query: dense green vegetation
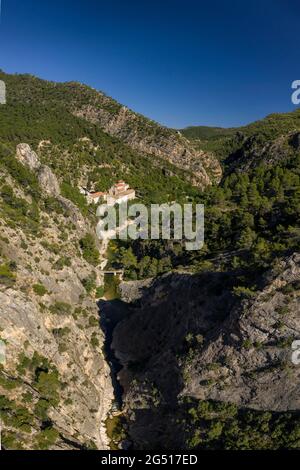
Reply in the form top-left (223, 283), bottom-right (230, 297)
top-left (111, 153), bottom-right (300, 290)
top-left (32, 283), bottom-right (48, 296)
top-left (0, 352), bottom-right (61, 450)
top-left (181, 110), bottom-right (300, 159)
top-left (184, 399), bottom-right (300, 449)
top-left (0, 262), bottom-right (16, 287)
top-left (103, 273), bottom-right (121, 300)
top-left (181, 126), bottom-right (235, 141)
top-left (79, 234), bottom-right (99, 266)
top-left (0, 146), bottom-right (40, 234)
top-left (0, 71), bottom-right (200, 206)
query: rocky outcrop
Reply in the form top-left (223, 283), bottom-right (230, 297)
top-left (38, 165), bottom-right (60, 196)
top-left (0, 146), bottom-right (113, 449)
top-left (16, 143), bottom-right (41, 171)
top-left (16, 143), bottom-right (61, 197)
top-left (112, 271), bottom-right (236, 406)
top-left (110, 255), bottom-right (300, 446)
top-left (0, 288), bottom-right (112, 449)
top-left (183, 253), bottom-right (300, 411)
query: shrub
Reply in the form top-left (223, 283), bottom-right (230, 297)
top-left (34, 427), bottom-right (59, 450)
top-left (81, 274), bottom-right (96, 293)
top-left (49, 301), bottom-right (71, 316)
top-left (95, 285), bottom-right (104, 297)
top-left (88, 315), bottom-right (99, 328)
top-left (61, 182), bottom-right (88, 215)
top-left (79, 234), bottom-right (99, 266)
top-left (233, 286), bottom-right (256, 299)
top-left (91, 333), bottom-right (99, 348)
top-left (33, 283), bottom-right (47, 296)
top-left (0, 263), bottom-right (16, 286)
top-left (53, 256), bottom-right (71, 270)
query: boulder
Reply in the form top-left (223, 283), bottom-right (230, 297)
top-left (16, 143), bottom-right (41, 171)
top-left (38, 164), bottom-right (60, 196)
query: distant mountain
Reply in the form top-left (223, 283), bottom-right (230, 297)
top-left (180, 125), bottom-right (236, 140)
top-left (181, 110), bottom-right (300, 163)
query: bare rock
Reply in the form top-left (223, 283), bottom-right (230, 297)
top-left (73, 104), bottom-right (222, 189)
top-left (16, 143), bottom-right (41, 171)
top-left (112, 254), bottom-right (300, 415)
top-left (38, 164), bottom-right (60, 196)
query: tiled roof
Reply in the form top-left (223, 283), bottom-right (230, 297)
top-left (90, 191), bottom-right (106, 198)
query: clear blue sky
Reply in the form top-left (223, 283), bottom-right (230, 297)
top-left (0, 0), bottom-right (299, 128)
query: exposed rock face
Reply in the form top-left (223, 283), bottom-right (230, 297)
top-left (38, 165), bottom-right (60, 196)
top-left (0, 288), bottom-right (112, 449)
top-left (57, 196), bottom-right (86, 230)
top-left (225, 131), bottom-right (300, 174)
top-left (16, 143), bottom-right (61, 196)
top-left (0, 144), bottom-right (113, 449)
top-left (16, 143), bottom-right (41, 171)
top-left (113, 272), bottom-right (236, 406)
top-left (111, 255), bottom-right (300, 446)
top-left (183, 254), bottom-right (300, 412)
top-left (73, 104), bottom-right (222, 188)
top-left (119, 278), bottom-right (153, 304)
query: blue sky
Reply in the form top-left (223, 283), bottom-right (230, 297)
top-left (0, 0), bottom-right (299, 128)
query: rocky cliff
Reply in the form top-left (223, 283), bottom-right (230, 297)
top-left (73, 102), bottom-right (222, 188)
top-left (0, 144), bottom-right (113, 449)
top-left (110, 254), bottom-right (300, 448)
top-left (225, 130), bottom-right (300, 174)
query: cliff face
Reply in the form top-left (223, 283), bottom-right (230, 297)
top-left (0, 71), bottom-right (222, 189)
top-left (182, 253), bottom-right (300, 411)
top-left (73, 103), bottom-right (222, 188)
top-left (111, 254), bottom-right (300, 447)
top-left (225, 131), bottom-right (300, 174)
top-left (0, 144), bottom-right (113, 449)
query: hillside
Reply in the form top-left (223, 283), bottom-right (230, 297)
top-left (181, 109), bottom-right (300, 161)
top-left (0, 143), bottom-right (113, 449)
top-left (0, 71), bottom-right (221, 189)
top-left (180, 125), bottom-right (236, 141)
top-left (105, 111), bottom-right (300, 449)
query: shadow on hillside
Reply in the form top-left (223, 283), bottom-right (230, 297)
top-left (97, 298), bottom-right (131, 409)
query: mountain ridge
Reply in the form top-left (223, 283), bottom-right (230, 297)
top-left (0, 70), bottom-right (299, 450)
top-left (0, 71), bottom-right (222, 188)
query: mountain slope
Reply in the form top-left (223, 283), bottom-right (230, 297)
top-left (0, 143), bottom-right (113, 449)
top-left (110, 253), bottom-right (300, 449)
top-left (0, 70), bottom-right (300, 451)
top-left (105, 111), bottom-right (300, 450)
top-left (0, 71), bottom-right (221, 188)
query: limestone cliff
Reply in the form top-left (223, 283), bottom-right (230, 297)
top-left (73, 103), bottom-right (222, 188)
top-left (110, 255), bottom-right (300, 447)
top-left (0, 144), bottom-right (113, 450)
